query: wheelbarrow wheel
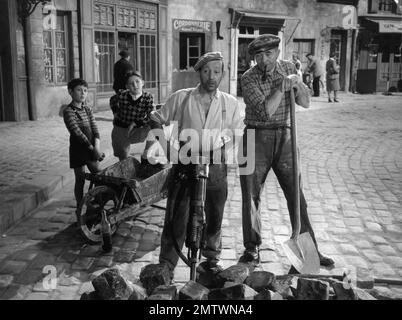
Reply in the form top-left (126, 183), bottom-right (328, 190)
top-left (76, 185), bottom-right (119, 244)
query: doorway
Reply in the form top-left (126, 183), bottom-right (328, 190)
top-left (330, 30), bottom-right (347, 90)
top-left (118, 32), bottom-right (137, 71)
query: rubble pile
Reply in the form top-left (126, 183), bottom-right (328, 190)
top-left (81, 263), bottom-right (383, 300)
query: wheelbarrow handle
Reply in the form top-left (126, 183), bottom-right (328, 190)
top-left (290, 87), bottom-right (301, 239)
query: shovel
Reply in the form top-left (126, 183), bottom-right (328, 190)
top-left (283, 86), bottom-right (320, 274)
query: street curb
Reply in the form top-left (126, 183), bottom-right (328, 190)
top-left (0, 146), bottom-right (115, 235)
top-left (0, 171), bottom-right (73, 235)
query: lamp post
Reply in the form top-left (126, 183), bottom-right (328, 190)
top-left (16, 0), bottom-right (50, 120)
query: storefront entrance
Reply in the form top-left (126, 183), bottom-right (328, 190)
top-left (118, 32), bottom-right (137, 71)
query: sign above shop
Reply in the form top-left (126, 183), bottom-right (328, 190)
top-left (379, 20), bottom-right (402, 33)
top-left (173, 19), bottom-right (212, 32)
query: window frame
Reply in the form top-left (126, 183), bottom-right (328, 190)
top-left (43, 12), bottom-right (70, 85)
top-left (179, 32), bottom-right (205, 70)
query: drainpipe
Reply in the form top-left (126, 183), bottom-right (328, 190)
top-left (17, 0), bottom-right (50, 121)
top-left (22, 17), bottom-right (37, 120)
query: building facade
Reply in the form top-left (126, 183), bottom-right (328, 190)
top-left (356, 0), bottom-right (402, 93)
top-left (5, 1), bottom-right (399, 122)
top-left (166, 0), bottom-right (359, 97)
top-left (0, 0), bottom-right (168, 121)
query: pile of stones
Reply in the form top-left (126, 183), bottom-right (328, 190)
top-left (81, 262), bottom-right (387, 300)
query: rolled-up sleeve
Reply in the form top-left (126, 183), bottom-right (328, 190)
top-left (240, 74), bottom-right (269, 120)
top-left (150, 91), bottom-right (180, 125)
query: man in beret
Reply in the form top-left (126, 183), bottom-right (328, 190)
top-left (239, 34), bottom-right (334, 267)
top-left (148, 51), bottom-right (244, 280)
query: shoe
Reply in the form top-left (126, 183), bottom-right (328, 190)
top-left (319, 252), bottom-right (335, 267)
top-left (328, 98), bottom-right (333, 103)
top-left (334, 99), bottom-right (339, 103)
top-left (197, 260), bottom-right (223, 274)
top-left (238, 248), bottom-right (260, 264)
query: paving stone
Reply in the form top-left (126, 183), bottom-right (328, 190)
top-left (71, 257), bottom-right (95, 271)
top-left (376, 245), bottom-right (397, 256)
top-left (14, 269), bottom-right (44, 285)
top-left (24, 292), bottom-right (50, 300)
top-left (114, 250), bottom-right (136, 263)
top-left (96, 255), bottom-right (114, 268)
top-left (365, 222), bottom-right (383, 232)
top-left (354, 240), bottom-right (372, 249)
top-left (362, 251), bottom-right (384, 263)
top-left (0, 260), bottom-right (28, 274)
top-left (384, 256), bottom-right (402, 268)
top-left (0, 274), bottom-right (14, 288)
top-left (339, 244), bottom-right (360, 255)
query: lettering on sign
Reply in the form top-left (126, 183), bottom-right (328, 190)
top-left (173, 19), bottom-right (212, 33)
top-left (379, 21), bottom-right (402, 33)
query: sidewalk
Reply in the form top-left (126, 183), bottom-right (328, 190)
top-left (0, 92), bottom-right (401, 234)
top-left (0, 110), bottom-right (141, 234)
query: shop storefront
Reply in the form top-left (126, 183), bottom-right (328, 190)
top-left (80, 0), bottom-right (168, 109)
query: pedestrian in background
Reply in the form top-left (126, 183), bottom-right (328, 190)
top-left (63, 78), bottom-right (104, 218)
top-left (291, 53), bottom-right (303, 80)
top-left (113, 50), bottom-right (134, 94)
top-left (239, 34), bottom-right (334, 267)
top-left (306, 53), bottom-right (324, 97)
top-left (326, 52), bottom-right (340, 102)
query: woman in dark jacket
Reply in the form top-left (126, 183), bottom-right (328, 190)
top-left (326, 53), bottom-right (340, 102)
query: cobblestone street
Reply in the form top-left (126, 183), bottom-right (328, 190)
top-left (0, 93), bottom-right (402, 300)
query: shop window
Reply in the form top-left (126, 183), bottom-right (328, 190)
top-left (179, 33), bottom-right (205, 70)
top-left (94, 31), bottom-right (116, 92)
top-left (139, 34), bottom-right (157, 89)
top-left (43, 13), bottom-right (69, 84)
top-left (94, 3), bottom-right (115, 26)
top-left (378, 0), bottom-right (393, 12)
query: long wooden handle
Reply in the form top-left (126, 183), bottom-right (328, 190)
top-left (290, 88), bottom-right (301, 239)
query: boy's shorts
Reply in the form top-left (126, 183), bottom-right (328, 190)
top-left (112, 125), bottom-right (151, 159)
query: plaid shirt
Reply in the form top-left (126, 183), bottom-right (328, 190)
top-left (110, 90), bottom-right (154, 128)
top-left (63, 102), bottom-right (99, 148)
top-left (241, 60), bottom-right (297, 128)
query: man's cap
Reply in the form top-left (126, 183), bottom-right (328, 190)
top-left (248, 34), bottom-right (280, 55)
top-left (194, 51), bottom-right (224, 71)
top-left (306, 53), bottom-right (313, 58)
top-left (119, 50), bottom-right (129, 58)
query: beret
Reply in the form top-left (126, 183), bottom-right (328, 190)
top-left (194, 51), bottom-right (224, 71)
top-left (248, 34), bottom-right (280, 55)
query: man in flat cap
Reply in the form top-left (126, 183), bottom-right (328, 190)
top-left (239, 34), bottom-right (334, 267)
top-left (147, 51), bottom-right (244, 280)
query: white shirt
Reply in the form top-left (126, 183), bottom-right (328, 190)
top-left (150, 85), bottom-right (244, 155)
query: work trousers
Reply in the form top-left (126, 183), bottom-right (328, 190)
top-left (159, 163), bottom-right (228, 271)
top-left (239, 127), bottom-right (318, 251)
top-left (312, 76), bottom-right (321, 97)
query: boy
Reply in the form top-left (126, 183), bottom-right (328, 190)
top-left (110, 70), bottom-right (157, 167)
top-left (63, 78), bottom-right (104, 217)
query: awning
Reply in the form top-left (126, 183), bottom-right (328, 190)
top-left (229, 8), bottom-right (296, 29)
top-left (362, 16), bottom-right (402, 33)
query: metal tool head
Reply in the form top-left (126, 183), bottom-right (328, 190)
top-left (283, 232), bottom-right (320, 274)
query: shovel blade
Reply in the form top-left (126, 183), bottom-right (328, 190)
top-left (283, 232), bottom-right (320, 274)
